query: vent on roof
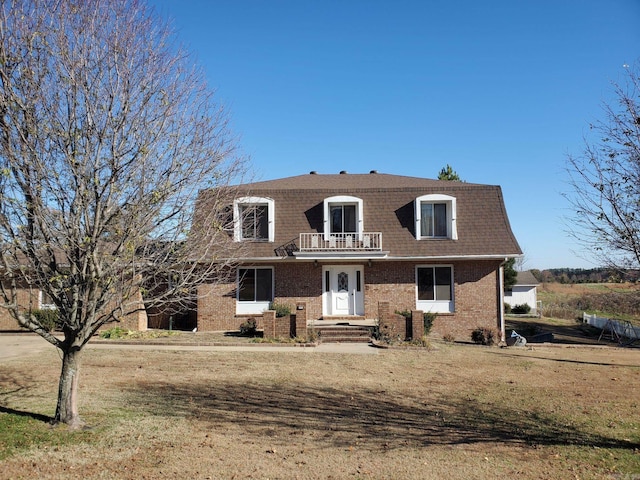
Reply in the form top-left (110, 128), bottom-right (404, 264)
top-left (339, 170), bottom-right (348, 174)
top-left (369, 170), bottom-right (378, 174)
top-left (309, 171), bottom-right (317, 175)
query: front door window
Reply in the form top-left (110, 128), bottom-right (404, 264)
top-left (337, 271), bottom-right (349, 291)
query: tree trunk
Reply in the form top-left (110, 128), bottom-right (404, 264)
top-left (54, 347), bottom-right (83, 428)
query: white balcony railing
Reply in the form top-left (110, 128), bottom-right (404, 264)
top-left (299, 232), bottom-right (382, 252)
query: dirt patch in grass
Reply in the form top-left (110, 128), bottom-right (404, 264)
top-left (1, 343), bottom-right (639, 479)
top-left (505, 316), bottom-right (624, 346)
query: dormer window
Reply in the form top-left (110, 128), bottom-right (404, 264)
top-left (241, 205), bottom-right (268, 239)
top-left (323, 195), bottom-right (363, 240)
top-left (330, 204), bottom-right (356, 234)
top-left (233, 196), bottom-right (275, 242)
top-left (415, 194), bottom-right (457, 240)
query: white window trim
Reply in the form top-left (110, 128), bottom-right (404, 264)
top-left (415, 264), bottom-right (455, 313)
top-left (415, 194), bottom-right (457, 240)
top-left (236, 266), bottom-right (274, 315)
top-left (39, 290), bottom-right (56, 310)
top-left (323, 195), bottom-right (364, 241)
top-left (233, 196), bottom-right (275, 242)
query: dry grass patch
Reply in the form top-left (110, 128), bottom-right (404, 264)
top-left (1, 343), bottom-right (639, 479)
top-left (538, 282), bottom-right (640, 324)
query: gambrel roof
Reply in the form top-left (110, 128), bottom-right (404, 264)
top-left (197, 172), bottom-right (522, 260)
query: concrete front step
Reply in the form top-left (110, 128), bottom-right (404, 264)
top-left (314, 325), bottom-right (374, 343)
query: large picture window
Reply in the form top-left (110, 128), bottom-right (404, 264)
top-left (416, 265), bottom-right (454, 313)
top-left (237, 267), bottom-right (273, 314)
top-left (238, 268), bottom-right (273, 302)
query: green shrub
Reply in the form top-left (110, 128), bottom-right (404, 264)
top-left (269, 302), bottom-right (291, 317)
top-left (511, 303), bottom-right (531, 314)
top-left (239, 317), bottom-right (257, 336)
top-left (471, 327), bottom-right (497, 346)
top-left (504, 303), bottom-right (512, 314)
top-left (99, 326), bottom-right (130, 339)
top-left (31, 309), bottom-right (59, 332)
top-left (423, 312), bottom-right (435, 336)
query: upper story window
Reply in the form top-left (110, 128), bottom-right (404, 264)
top-left (323, 195), bottom-right (363, 240)
top-left (233, 196), bottom-right (275, 242)
top-left (415, 194), bottom-right (457, 240)
top-left (330, 204), bottom-right (356, 234)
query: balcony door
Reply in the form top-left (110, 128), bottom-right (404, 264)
top-left (323, 265), bottom-right (364, 316)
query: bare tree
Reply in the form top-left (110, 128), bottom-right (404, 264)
top-left (566, 62), bottom-right (640, 272)
top-left (0, 0), bottom-right (246, 427)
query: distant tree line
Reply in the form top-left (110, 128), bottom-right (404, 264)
top-left (531, 268), bottom-right (640, 284)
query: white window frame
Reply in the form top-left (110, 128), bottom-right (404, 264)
top-left (236, 266), bottom-right (274, 315)
top-left (39, 290), bottom-right (57, 310)
top-left (233, 196), bottom-right (275, 242)
top-left (415, 264), bottom-right (455, 313)
top-left (323, 195), bottom-right (363, 241)
top-left (415, 194), bottom-right (457, 240)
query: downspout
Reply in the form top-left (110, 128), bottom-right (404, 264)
top-left (498, 258), bottom-right (506, 343)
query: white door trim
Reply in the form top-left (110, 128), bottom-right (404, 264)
top-left (322, 265), bottom-right (364, 316)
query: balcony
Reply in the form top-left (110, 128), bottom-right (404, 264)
top-left (298, 232), bottom-right (382, 252)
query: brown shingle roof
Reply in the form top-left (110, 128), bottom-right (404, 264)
top-left (198, 172), bottom-right (522, 259)
top-left (515, 270), bottom-right (539, 286)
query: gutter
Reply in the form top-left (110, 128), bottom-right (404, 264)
top-left (228, 253), bottom-right (522, 262)
top-left (498, 257), bottom-right (507, 343)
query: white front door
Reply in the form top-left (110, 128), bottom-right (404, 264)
top-left (323, 265), bottom-right (364, 316)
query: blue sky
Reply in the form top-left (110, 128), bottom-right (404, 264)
top-left (150, 0), bottom-right (640, 270)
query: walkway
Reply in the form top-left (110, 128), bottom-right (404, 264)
top-left (0, 333), bottom-right (379, 360)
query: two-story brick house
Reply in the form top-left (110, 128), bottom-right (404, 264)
top-left (194, 171), bottom-right (522, 341)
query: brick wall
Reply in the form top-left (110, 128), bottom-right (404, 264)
top-left (197, 280), bottom-right (239, 331)
top-left (366, 260), bottom-right (502, 342)
top-left (195, 259), bottom-right (503, 338)
top-left (196, 263), bottom-right (324, 331)
top-left (295, 302), bottom-right (308, 340)
top-left (263, 310), bottom-right (299, 340)
top-left (0, 285), bottom-right (148, 333)
top-left (273, 263), bottom-right (323, 322)
top-left (377, 302), bottom-right (425, 341)
top-left (411, 310), bottom-right (425, 339)
top-left (437, 260), bottom-right (502, 341)
top-left (377, 301), bottom-right (408, 341)
top-left (0, 286), bottom-right (37, 331)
